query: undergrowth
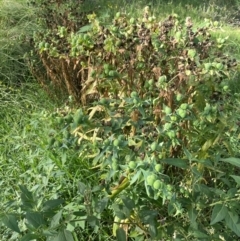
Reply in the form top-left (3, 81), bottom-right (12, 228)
top-left (0, 0), bottom-right (240, 240)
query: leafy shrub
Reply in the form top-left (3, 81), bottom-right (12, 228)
top-left (69, 92), bottom-right (240, 240)
top-left (27, 0), bottom-right (103, 101)
top-left (2, 5), bottom-right (240, 241)
top-left (31, 5), bottom-right (237, 104)
top-left (67, 8), bottom-right (239, 240)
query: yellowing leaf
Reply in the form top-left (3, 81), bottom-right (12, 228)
top-left (201, 139), bottom-right (213, 152)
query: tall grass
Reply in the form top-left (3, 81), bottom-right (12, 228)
top-left (0, 0), bottom-right (37, 84)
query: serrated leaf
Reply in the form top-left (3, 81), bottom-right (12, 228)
top-left (220, 157), bottom-right (240, 168)
top-left (210, 204), bottom-right (228, 225)
top-left (26, 212), bottom-right (46, 229)
top-left (116, 227), bottom-right (127, 241)
top-left (162, 158), bottom-right (188, 169)
top-left (225, 211), bottom-right (240, 236)
top-left (2, 214), bottom-right (21, 233)
top-left (230, 175), bottom-right (240, 186)
top-left (52, 229), bottom-right (74, 241)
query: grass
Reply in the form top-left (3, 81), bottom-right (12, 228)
top-left (0, 0), bottom-right (240, 239)
top-left (0, 0), bottom-right (38, 84)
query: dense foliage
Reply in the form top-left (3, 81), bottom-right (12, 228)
top-left (1, 0), bottom-right (240, 240)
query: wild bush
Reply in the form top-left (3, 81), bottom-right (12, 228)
top-left (2, 4), bottom-right (240, 241)
top-left (31, 5), bottom-right (237, 103)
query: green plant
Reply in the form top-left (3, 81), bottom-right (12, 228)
top-left (1, 2), bottom-right (240, 241)
top-left (0, 0), bottom-right (37, 84)
top-left (67, 86), bottom-right (240, 239)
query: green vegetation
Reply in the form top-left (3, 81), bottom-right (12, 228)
top-left (1, 0), bottom-right (240, 240)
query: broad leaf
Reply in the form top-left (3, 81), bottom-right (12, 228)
top-left (210, 204), bottom-right (228, 225)
top-left (130, 170), bottom-right (142, 185)
top-left (50, 210), bottom-right (63, 228)
top-left (188, 206), bottom-right (197, 224)
top-left (139, 210), bottom-right (158, 224)
top-left (116, 228), bottom-right (127, 241)
top-left (192, 230), bottom-right (208, 238)
top-left (19, 185), bottom-right (35, 209)
top-left (148, 219), bottom-right (158, 238)
top-left (121, 196), bottom-right (135, 210)
top-left (220, 157), bottom-right (240, 168)
top-left (87, 215), bottom-right (99, 228)
top-left (42, 199), bottom-right (64, 211)
top-left (52, 229), bottom-right (74, 241)
top-left (2, 214), bottom-right (21, 233)
top-left (162, 158), bottom-right (188, 169)
top-left (26, 212), bottom-right (46, 229)
top-left (225, 211), bottom-right (240, 236)
top-left (20, 233), bottom-right (40, 241)
top-left (78, 24), bottom-right (92, 33)
top-left (112, 203), bottom-right (130, 219)
top-left (230, 175), bottom-right (240, 186)
top-left (78, 182), bottom-right (87, 196)
top-left (95, 197), bottom-right (108, 213)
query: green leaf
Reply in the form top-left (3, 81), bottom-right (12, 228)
top-left (210, 204), bottom-right (228, 225)
top-left (20, 233), bottom-right (40, 241)
top-left (19, 185), bottom-right (35, 209)
top-left (130, 170), bottom-right (142, 185)
top-left (42, 199), bottom-right (64, 211)
top-left (148, 219), bottom-right (158, 238)
top-left (139, 210), bottom-right (158, 224)
top-left (192, 230), bottom-right (208, 238)
top-left (52, 229), bottom-right (74, 241)
top-left (87, 215), bottom-right (99, 228)
top-left (121, 196), bottom-right (135, 210)
top-left (78, 24), bottom-right (92, 33)
top-left (2, 214), bottom-right (21, 233)
top-left (26, 212), bottom-right (46, 229)
top-left (116, 228), bottom-right (127, 241)
top-left (220, 157), bottom-right (240, 168)
top-left (95, 197), bottom-right (108, 213)
top-left (112, 203), bottom-right (130, 219)
top-left (188, 206), bottom-right (197, 224)
top-left (78, 182), bottom-right (87, 195)
top-left (162, 158), bottom-right (188, 169)
top-left (230, 175), bottom-right (240, 185)
top-left (50, 210), bottom-right (63, 228)
top-left (225, 211), bottom-right (240, 236)
top-left (168, 202), bottom-right (175, 216)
